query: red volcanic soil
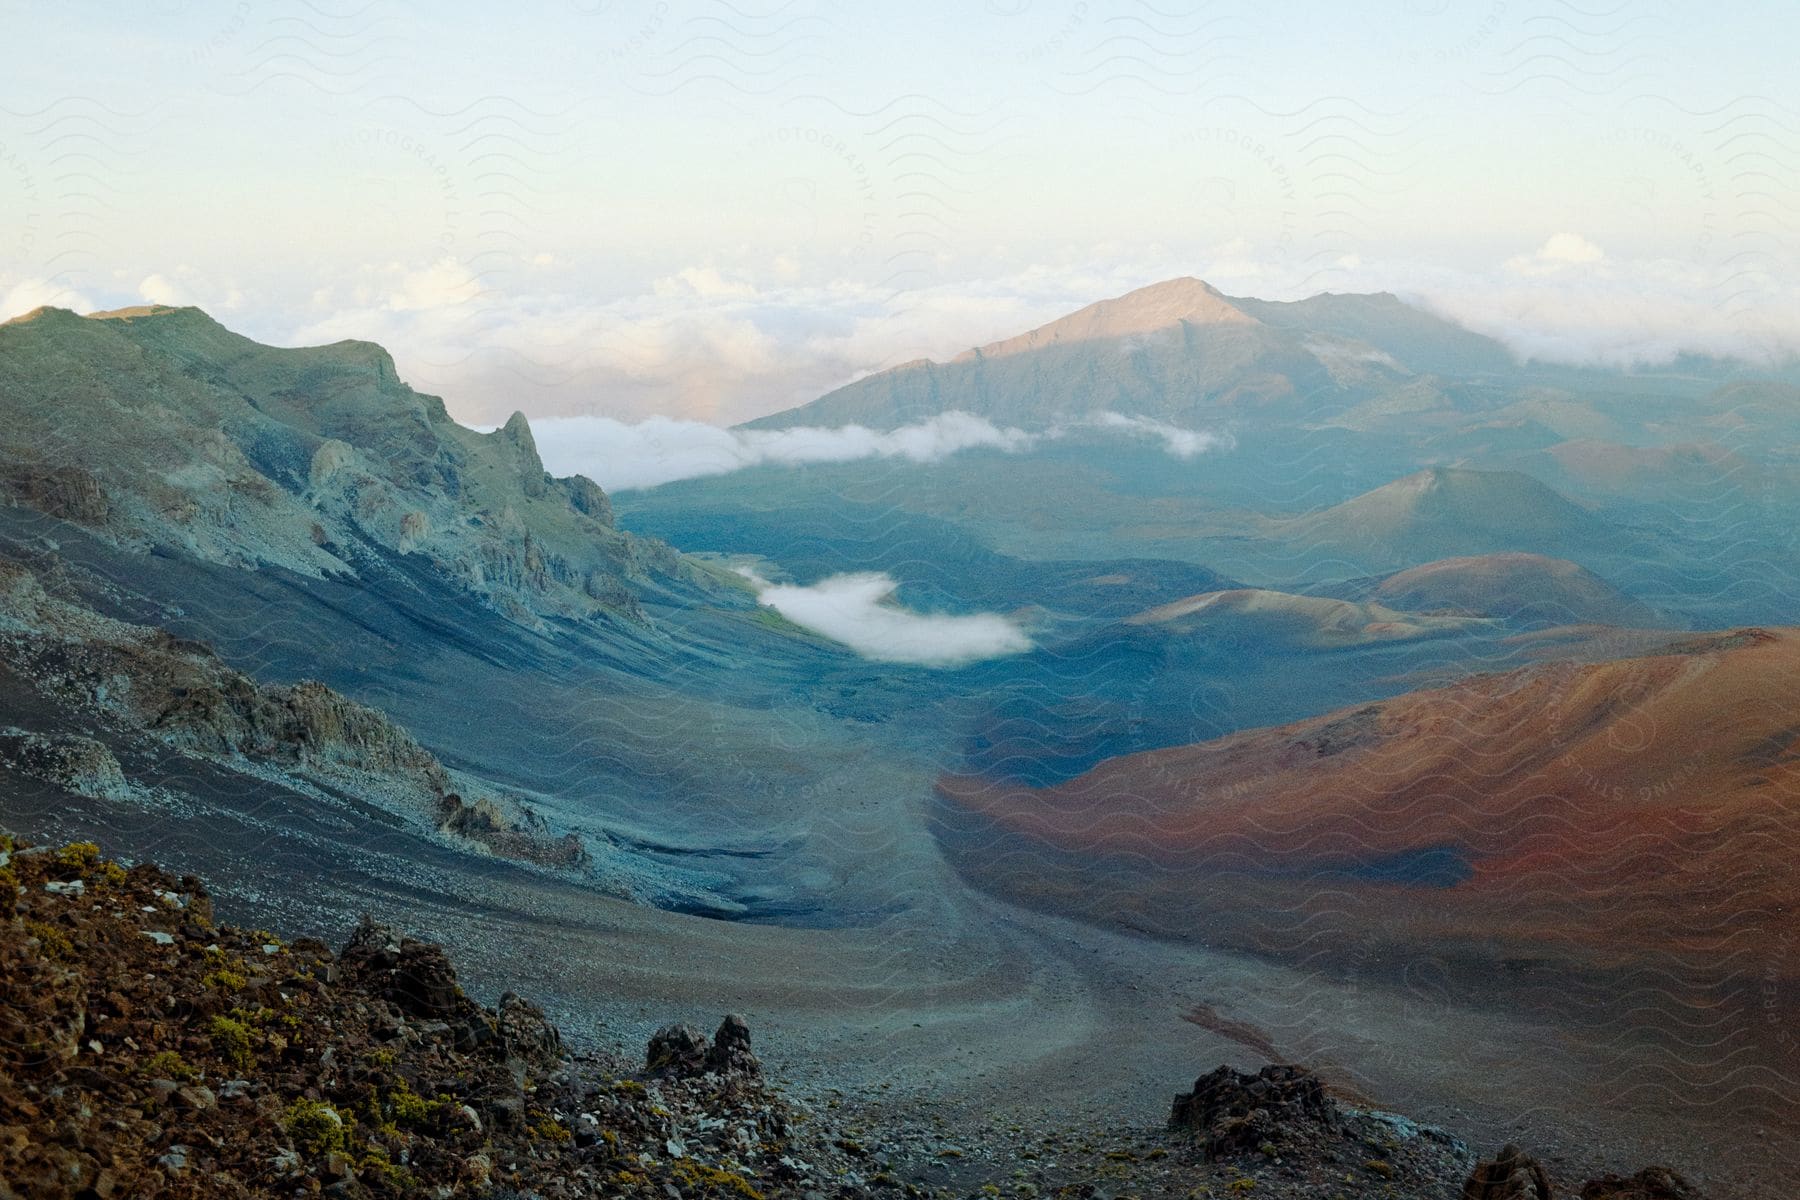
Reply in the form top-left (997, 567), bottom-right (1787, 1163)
top-left (938, 627), bottom-right (1800, 980)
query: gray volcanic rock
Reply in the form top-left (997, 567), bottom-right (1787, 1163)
top-left (1169, 1064), bottom-right (1339, 1159)
top-left (0, 728), bottom-right (129, 800)
top-left (0, 555), bottom-right (587, 868)
top-left (0, 304), bottom-right (692, 627)
top-left (496, 991), bottom-right (563, 1075)
top-left (1463, 1144), bottom-right (1554, 1199)
top-left (645, 1023), bottom-right (711, 1076)
top-left (644, 1015), bottom-right (762, 1079)
top-left (340, 915), bottom-right (467, 1019)
top-left (704, 1013), bottom-right (760, 1077)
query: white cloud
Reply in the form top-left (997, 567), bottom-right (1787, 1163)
top-left (135, 267), bottom-right (244, 312)
top-left (282, 266), bottom-right (1157, 425)
top-left (386, 259), bottom-right (481, 312)
top-left (0, 278), bottom-right (94, 321)
top-left (138, 273), bottom-right (189, 306)
top-left (1407, 254), bottom-right (1800, 367)
top-left (530, 411), bottom-right (1033, 490)
top-left (1082, 413), bottom-right (1229, 459)
top-left (527, 410), bottom-right (1227, 491)
top-left (742, 570), bottom-right (1032, 667)
top-left (653, 266), bottom-right (759, 301)
top-left (1505, 233), bottom-right (1606, 277)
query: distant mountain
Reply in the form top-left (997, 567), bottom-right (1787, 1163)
top-left (1327, 552), bottom-right (1662, 629)
top-left (0, 304), bottom-right (705, 628)
top-left (1228, 289), bottom-right (1519, 377)
top-left (746, 277), bottom-right (1516, 431)
top-left (1276, 467), bottom-right (1619, 569)
top-left (1526, 439), bottom-right (1768, 504)
top-left (1124, 587), bottom-right (1491, 650)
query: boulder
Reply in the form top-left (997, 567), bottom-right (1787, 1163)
top-left (391, 940), bottom-right (461, 1018)
top-left (1580, 1166), bottom-right (1699, 1200)
top-left (496, 992), bottom-right (562, 1074)
top-left (704, 1013), bottom-right (759, 1077)
top-left (645, 1024), bottom-right (711, 1077)
top-left (0, 729), bottom-right (130, 800)
top-left (338, 916), bottom-right (402, 977)
top-left (1463, 1143), bottom-right (1554, 1200)
top-left (338, 917), bottom-right (462, 1019)
top-left (1168, 1064), bottom-right (1338, 1159)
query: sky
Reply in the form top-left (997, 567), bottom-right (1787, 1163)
top-left (3, 1), bottom-right (1799, 424)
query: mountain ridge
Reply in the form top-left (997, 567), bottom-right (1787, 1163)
top-left (745, 277), bottom-right (1520, 431)
top-left (951, 277), bottom-right (1258, 362)
top-left (0, 303), bottom-right (717, 629)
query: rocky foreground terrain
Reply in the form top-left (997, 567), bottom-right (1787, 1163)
top-left (1, 834), bottom-right (1701, 1199)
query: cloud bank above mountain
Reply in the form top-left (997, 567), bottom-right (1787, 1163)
top-left (740, 571), bottom-right (1032, 667)
top-left (9, 246), bottom-right (1797, 430)
top-left (530, 410), bottom-right (1228, 491)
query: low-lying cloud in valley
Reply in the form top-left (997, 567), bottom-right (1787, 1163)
top-left (740, 571), bottom-right (1033, 667)
top-left (531, 411), bottom-right (1227, 491)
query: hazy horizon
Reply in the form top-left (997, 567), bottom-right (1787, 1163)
top-left (5, 2), bottom-right (1799, 423)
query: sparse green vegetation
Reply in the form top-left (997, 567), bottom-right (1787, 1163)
top-left (202, 967), bottom-right (247, 992)
top-left (55, 841), bottom-right (101, 872)
top-left (283, 1099), bottom-right (352, 1156)
top-left (142, 1050), bottom-right (196, 1081)
top-left (23, 919), bottom-right (72, 960)
top-left (207, 1015), bottom-right (255, 1069)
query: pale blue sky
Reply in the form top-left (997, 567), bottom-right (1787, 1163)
top-left (4, 2), bottom-right (1797, 421)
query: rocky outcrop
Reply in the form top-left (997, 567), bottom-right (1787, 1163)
top-left (0, 463), bottom-right (110, 524)
top-left (706, 1013), bottom-right (759, 1077)
top-left (338, 915), bottom-right (466, 1020)
top-left (1460, 1147), bottom-right (1703, 1200)
top-left (646, 1022), bottom-right (713, 1077)
top-left (0, 728), bottom-right (128, 799)
top-left (1579, 1166), bottom-right (1700, 1199)
top-left (1463, 1144), bottom-right (1554, 1199)
top-left (497, 991), bottom-right (563, 1076)
top-left (0, 304), bottom-right (697, 627)
top-left (0, 556), bottom-right (587, 871)
top-left (562, 474), bottom-right (614, 525)
top-left (645, 1015), bottom-right (762, 1080)
top-left (1169, 1064), bottom-right (1339, 1158)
